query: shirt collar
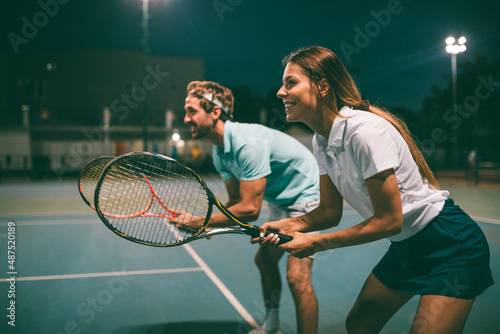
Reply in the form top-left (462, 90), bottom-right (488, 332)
top-left (221, 120), bottom-right (233, 154)
top-left (315, 106), bottom-right (353, 149)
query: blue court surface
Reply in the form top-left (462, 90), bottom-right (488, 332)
top-left (0, 177), bottom-right (499, 333)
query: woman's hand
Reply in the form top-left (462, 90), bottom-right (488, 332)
top-left (251, 220), bottom-right (325, 258)
top-left (250, 219), bottom-right (300, 245)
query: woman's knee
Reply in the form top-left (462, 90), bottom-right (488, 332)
top-left (345, 306), bottom-right (363, 333)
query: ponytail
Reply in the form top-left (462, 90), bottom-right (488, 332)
top-left (366, 104), bottom-right (439, 189)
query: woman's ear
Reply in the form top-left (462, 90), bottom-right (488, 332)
top-left (318, 78), bottom-right (330, 98)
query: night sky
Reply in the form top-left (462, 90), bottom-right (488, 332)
top-left (3, 0), bottom-right (500, 112)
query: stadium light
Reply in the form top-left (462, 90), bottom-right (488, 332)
top-left (446, 36), bottom-right (467, 55)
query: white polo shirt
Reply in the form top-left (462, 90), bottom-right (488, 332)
top-left (312, 107), bottom-right (449, 242)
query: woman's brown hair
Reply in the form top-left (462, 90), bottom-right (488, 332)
top-left (284, 46), bottom-right (439, 189)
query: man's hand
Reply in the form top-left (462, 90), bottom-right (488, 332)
top-left (170, 212), bottom-right (204, 232)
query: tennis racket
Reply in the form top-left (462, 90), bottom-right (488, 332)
top-left (94, 151), bottom-right (292, 247)
top-left (78, 156), bottom-right (114, 209)
top-left (79, 155), bottom-right (176, 219)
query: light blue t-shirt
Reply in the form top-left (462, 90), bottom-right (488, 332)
top-left (212, 121), bottom-right (319, 207)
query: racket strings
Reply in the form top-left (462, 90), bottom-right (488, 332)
top-left (139, 159), bottom-right (209, 243)
top-left (139, 161), bottom-right (175, 243)
top-left (122, 161), bottom-right (160, 243)
top-left (80, 166), bottom-right (100, 206)
top-left (147, 161), bottom-right (208, 239)
top-left (97, 155), bottom-right (210, 245)
top-left (100, 164), bottom-right (151, 239)
top-left (104, 161), bottom-right (154, 241)
top-left (79, 157), bottom-right (112, 208)
top-left (109, 166), bottom-right (151, 217)
top-left (162, 164), bottom-right (204, 242)
top-left (147, 163), bottom-right (184, 243)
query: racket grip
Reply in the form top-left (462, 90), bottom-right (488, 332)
top-left (262, 230), bottom-right (293, 245)
top-left (275, 233), bottom-right (293, 245)
top-left (248, 226), bottom-right (293, 244)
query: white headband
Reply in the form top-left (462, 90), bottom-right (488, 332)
top-left (189, 90), bottom-right (230, 114)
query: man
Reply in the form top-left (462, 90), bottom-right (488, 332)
top-left (181, 81), bottom-right (320, 334)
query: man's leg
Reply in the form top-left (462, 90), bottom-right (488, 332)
top-left (254, 245), bottom-right (285, 331)
top-left (286, 255), bottom-right (318, 334)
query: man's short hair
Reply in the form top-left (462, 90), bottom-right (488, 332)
top-left (187, 81), bottom-right (234, 121)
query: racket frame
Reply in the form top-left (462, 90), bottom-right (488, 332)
top-left (94, 151), bottom-right (287, 247)
top-left (78, 156), bottom-right (114, 209)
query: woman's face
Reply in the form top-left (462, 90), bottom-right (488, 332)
top-left (276, 62), bottom-right (321, 124)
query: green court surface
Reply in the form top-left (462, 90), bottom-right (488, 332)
top-left (0, 178), bottom-right (499, 333)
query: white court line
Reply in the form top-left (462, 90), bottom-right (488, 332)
top-left (1, 215), bottom-right (257, 327)
top-left (0, 212), bottom-right (94, 219)
top-left (471, 216), bottom-right (500, 225)
top-left (0, 267), bottom-right (203, 282)
top-left (182, 243), bottom-right (258, 329)
top-left (0, 244), bottom-right (259, 328)
top-left (0, 220), bottom-right (100, 226)
top-left (156, 217), bottom-right (256, 328)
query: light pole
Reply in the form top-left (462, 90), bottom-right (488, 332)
top-left (142, 0), bottom-right (150, 151)
top-left (445, 36), bottom-right (466, 112)
top-left (445, 36), bottom-right (466, 167)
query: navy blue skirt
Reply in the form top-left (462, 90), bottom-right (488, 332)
top-left (372, 198), bottom-right (494, 299)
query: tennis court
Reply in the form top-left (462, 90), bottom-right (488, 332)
top-left (1, 177), bottom-right (499, 333)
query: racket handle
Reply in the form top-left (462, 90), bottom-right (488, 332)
top-left (263, 230), bottom-right (293, 245)
top-left (275, 233), bottom-right (293, 245)
top-left (248, 226), bottom-right (293, 244)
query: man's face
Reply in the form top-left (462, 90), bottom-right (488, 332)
top-left (184, 95), bottom-right (215, 139)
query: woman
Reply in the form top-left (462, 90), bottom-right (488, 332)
top-left (253, 46), bottom-right (494, 333)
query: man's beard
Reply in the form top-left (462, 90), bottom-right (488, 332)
top-left (190, 123), bottom-right (211, 139)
